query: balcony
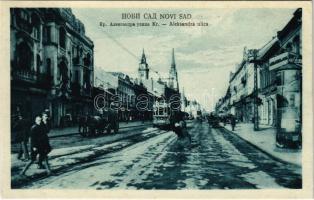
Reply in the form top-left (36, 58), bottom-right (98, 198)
top-left (11, 69), bottom-right (52, 89)
top-left (269, 52), bottom-right (302, 71)
top-left (11, 69), bottom-right (37, 84)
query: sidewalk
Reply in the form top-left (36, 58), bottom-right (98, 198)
top-left (221, 122), bottom-right (301, 167)
top-left (48, 120), bottom-right (152, 137)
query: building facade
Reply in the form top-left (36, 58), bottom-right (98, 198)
top-left (109, 72), bottom-right (136, 121)
top-left (11, 8), bottom-right (94, 127)
top-left (268, 8), bottom-right (302, 134)
top-left (229, 48), bottom-right (260, 123)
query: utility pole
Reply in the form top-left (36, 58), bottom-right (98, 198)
top-left (249, 49), bottom-right (259, 131)
top-left (253, 49), bottom-right (259, 131)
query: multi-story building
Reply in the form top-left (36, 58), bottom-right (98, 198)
top-left (109, 72), bottom-right (136, 121)
top-left (268, 8), bottom-right (302, 134)
top-left (229, 48), bottom-right (259, 122)
top-left (215, 86), bottom-right (231, 117)
top-left (10, 8), bottom-right (94, 127)
top-left (257, 37), bottom-right (280, 127)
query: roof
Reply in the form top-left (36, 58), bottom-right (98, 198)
top-left (257, 37), bottom-right (279, 60)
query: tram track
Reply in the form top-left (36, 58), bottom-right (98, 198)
top-left (12, 127), bottom-right (170, 189)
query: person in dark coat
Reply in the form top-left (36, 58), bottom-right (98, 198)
top-left (171, 111), bottom-right (192, 148)
top-left (13, 115), bottom-right (30, 161)
top-left (20, 115), bottom-right (52, 176)
top-left (37, 112), bottom-right (51, 169)
top-left (230, 115), bottom-right (236, 131)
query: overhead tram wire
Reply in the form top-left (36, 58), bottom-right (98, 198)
top-left (76, 11), bottom-right (167, 79)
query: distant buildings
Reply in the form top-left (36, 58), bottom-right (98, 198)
top-left (215, 9), bottom-right (302, 136)
top-left (94, 48), bottom-right (189, 121)
top-left (11, 8), bottom-right (94, 127)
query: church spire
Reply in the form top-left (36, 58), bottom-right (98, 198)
top-left (168, 48), bottom-right (179, 91)
top-left (171, 48), bottom-right (176, 67)
top-left (140, 48), bottom-right (146, 64)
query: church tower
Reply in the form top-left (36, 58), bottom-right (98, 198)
top-left (138, 49), bottom-right (149, 81)
top-left (169, 48), bottom-right (179, 91)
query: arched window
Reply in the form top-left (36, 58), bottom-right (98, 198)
top-left (59, 27), bottom-right (66, 49)
top-left (17, 41), bottom-right (32, 70)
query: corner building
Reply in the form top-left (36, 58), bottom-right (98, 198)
top-left (10, 8), bottom-right (94, 127)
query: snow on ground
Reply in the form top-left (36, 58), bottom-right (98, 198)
top-left (239, 171), bottom-right (284, 189)
top-left (211, 128), bottom-right (257, 170)
top-left (33, 131), bottom-right (176, 189)
top-left (49, 145), bottom-right (95, 157)
top-left (142, 127), bottom-right (158, 133)
top-left (92, 141), bottom-right (131, 151)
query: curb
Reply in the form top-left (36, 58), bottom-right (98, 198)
top-left (49, 123), bottom-right (152, 138)
top-left (220, 126), bottom-right (301, 168)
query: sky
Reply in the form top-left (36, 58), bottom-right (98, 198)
top-left (72, 8), bottom-right (296, 111)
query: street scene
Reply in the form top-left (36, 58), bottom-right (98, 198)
top-left (10, 8), bottom-right (302, 189)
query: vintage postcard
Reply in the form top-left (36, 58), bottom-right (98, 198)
top-left (0, 1), bottom-right (313, 199)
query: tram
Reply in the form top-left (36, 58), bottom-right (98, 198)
top-left (153, 100), bottom-right (171, 129)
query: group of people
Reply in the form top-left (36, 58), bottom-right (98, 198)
top-left (13, 110), bottom-right (52, 176)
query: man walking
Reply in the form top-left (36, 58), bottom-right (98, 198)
top-left (37, 112), bottom-right (51, 169)
top-left (20, 115), bottom-right (52, 176)
top-left (13, 115), bottom-right (30, 161)
top-left (231, 115), bottom-right (236, 131)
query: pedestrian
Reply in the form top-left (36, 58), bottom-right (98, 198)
top-left (231, 115), bottom-right (236, 131)
top-left (37, 112), bottom-right (51, 169)
top-left (171, 112), bottom-right (192, 149)
top-left (13, 115), bottom-right (30, 161)
top-left (20, 115), bottom-right (52, 176)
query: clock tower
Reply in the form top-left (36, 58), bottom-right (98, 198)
top-left (138, 49), bottom-right (149, 81)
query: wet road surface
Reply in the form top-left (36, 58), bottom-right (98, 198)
top-left (24, 121), bottom-right (302, 189)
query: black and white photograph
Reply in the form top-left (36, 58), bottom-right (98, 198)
top-left (1, 1), bottom-right (313, 198)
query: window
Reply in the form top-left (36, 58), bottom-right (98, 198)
top-left (72, 46), bottom-right (76, 57)
top-left (33, 27), bottom-right (39, 39)
top-left (36, 54), bottom-right (41, 73)
top-left (45, 26), bottom-right (51, 43)
top-left (31, 13), bottom-right (41, 40)
top-left (17, 42), bottom-right (32, 70)
top-left (46, 59), bottom-right (51, 76)
top-left (293, 36), bottom-right (301, 55)
top-left (75, 71), bottom-right (79, 83)
top-left (276, 71), bottom-right (284, 86)
top-left (59, 27), bottom-right (66, 49)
